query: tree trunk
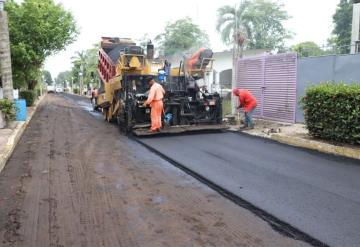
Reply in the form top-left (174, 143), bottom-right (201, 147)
top-left (239, 44), bottom-right (244, 59)
top-left (28, 79), bottom-right (38, 90)
top-left (0, 11), bottom-right (14, 100)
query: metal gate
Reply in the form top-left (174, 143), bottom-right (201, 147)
top-left (236, 53), bottom-right (297, 123)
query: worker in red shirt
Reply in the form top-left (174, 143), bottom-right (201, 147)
top-left (233, 88), bottom-right (257, 129)
top-left (144, 76), bottom-right (165, 132)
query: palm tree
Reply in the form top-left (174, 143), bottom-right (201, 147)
top-left (71, 51), bottom-right (86, 94)
top-left (216, 2), bottom-right (251, 115)
top-left (0, 9), bottom-right (14, 100)
top-left (71, 47), bottom-right (99, 94)
top-left (216, 2), bottom-right (251, 58)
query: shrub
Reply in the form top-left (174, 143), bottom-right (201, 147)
top-left (0, 99), bottom-right (16, 122)
top-left (19, 90), bottom-right (36, 106)
top-left (73, 88), bottom-right (79, 94)
top-left (222, 99), bottom-right (232, 117)
top-left (301, 82), bottom-right (360, 144)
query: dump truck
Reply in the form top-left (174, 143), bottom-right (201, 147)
top-left (96, 37), bottom-right (225, 136)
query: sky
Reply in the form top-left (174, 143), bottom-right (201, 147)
top-left (45, 0), bottom-right (340, 78)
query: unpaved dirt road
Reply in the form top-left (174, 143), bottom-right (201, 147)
top-left (0, 94), bottom-right (308, 247)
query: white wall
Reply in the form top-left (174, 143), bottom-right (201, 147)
top-left (0, 88), bottom-right (19, 99)
top-left (209, 49), bottom-right (267, 93)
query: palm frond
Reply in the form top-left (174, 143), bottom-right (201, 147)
top-left (221, 22), bottom-right (235, 45)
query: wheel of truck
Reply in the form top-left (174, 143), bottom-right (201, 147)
top-left (115, 106), bottom-right (127, 134)
top-left (117, 113), bottom-right (127, 135)
top-left (116, 112), bottom-right (122, 126)
top-left (124, 104), bottom-right (133, 134)
top-left (172, 107), bottom-right (179, 126)
top-left (102, 108), bottom-right (109, 121)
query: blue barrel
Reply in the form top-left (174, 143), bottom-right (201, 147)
top-left (15, 99), bottom-right (27, 121)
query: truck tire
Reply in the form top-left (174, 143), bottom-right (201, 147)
top-left (124, 103), bottom-right (133, 134)
top-left (172, 107), bottom-right (178, 126)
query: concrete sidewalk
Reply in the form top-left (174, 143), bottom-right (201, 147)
top-left (227, 118), bottom-right (360, 160)
top-left (0, 95), bottom-right (45, 173)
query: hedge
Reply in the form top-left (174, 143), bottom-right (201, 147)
top-left (301, 82), bottom-right (360, 145)
top-left (20, 90), bottom-right (36, 106)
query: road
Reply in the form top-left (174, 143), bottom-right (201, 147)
top-left (139, 133), bottom-right (360, 247)
top-left (0, 94), bottom-right (308, 247)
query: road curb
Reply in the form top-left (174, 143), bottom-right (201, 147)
top-left (0, 95), bottom-right (45, 173)
top-left (270, 134), bottom-right (360, 160)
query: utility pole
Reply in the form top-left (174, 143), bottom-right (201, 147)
top-left (0, 0), bottom-right (14, 100)
top-left (232, 3), bottom-right (238, 115)
top-left (232, 0), bottom-right (247, 115)
top-left (232, 2), bottom-right (245, 114)
top-left (71, 76), bottom-right (73, 93)
top-left (79, 64), bottom-right (83, 95)
top-left (41, 74), bottom-right (44, 96)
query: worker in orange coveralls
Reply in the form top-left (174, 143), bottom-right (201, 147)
top-left (144, 76), bottom-right (165, 132)
top-left (187, 48), bottom-right (205, 71)
top-left (233, 88), bottom-right (257, 129)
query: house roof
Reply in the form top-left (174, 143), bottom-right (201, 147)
top-left (213, 48), bottom-right (268, 56)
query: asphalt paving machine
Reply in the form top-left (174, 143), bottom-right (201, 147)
top-left (95, 37), bottom-right (225, 136)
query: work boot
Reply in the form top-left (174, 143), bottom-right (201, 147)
top-left (239, 124), bottom-right (248, 130)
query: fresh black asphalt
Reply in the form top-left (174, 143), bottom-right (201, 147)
top-left (139, 132), bottom-right (360, 247)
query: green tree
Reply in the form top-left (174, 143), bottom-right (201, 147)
top-left (71, 45), bottom-right (98, 92)
top-left (155, 17), bottom-right (209, 57)
top-left (71, 51), bottom-right (86, 93)
top-left (292, 41), bottom-right (325, 57)
top-left (332, 0), bottom-right (353, 54)
top-left (43, 70), bottom-right (53, 85)
top-left (137, 33), bottom-right (152, 50)
top-left (83, 46), bottom-right (99, 86)
top-left (55, 71), bottom-right (71, 88)
top-left (216, 2), bottom-right (251, 45)
top-left (5, 0), bottom-right (78, 90)
top-left (216, 0), bottom-right (291, 51)
top-left (216, 2), bottom-right (251, 58)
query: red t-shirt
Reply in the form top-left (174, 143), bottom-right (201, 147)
top-left (234, 89), bottom-right (257, 112)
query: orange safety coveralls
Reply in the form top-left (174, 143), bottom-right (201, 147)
top-left (187, 48), bottom-right (205, 71)
top-left (145, 82), bottom-right (165, 131)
